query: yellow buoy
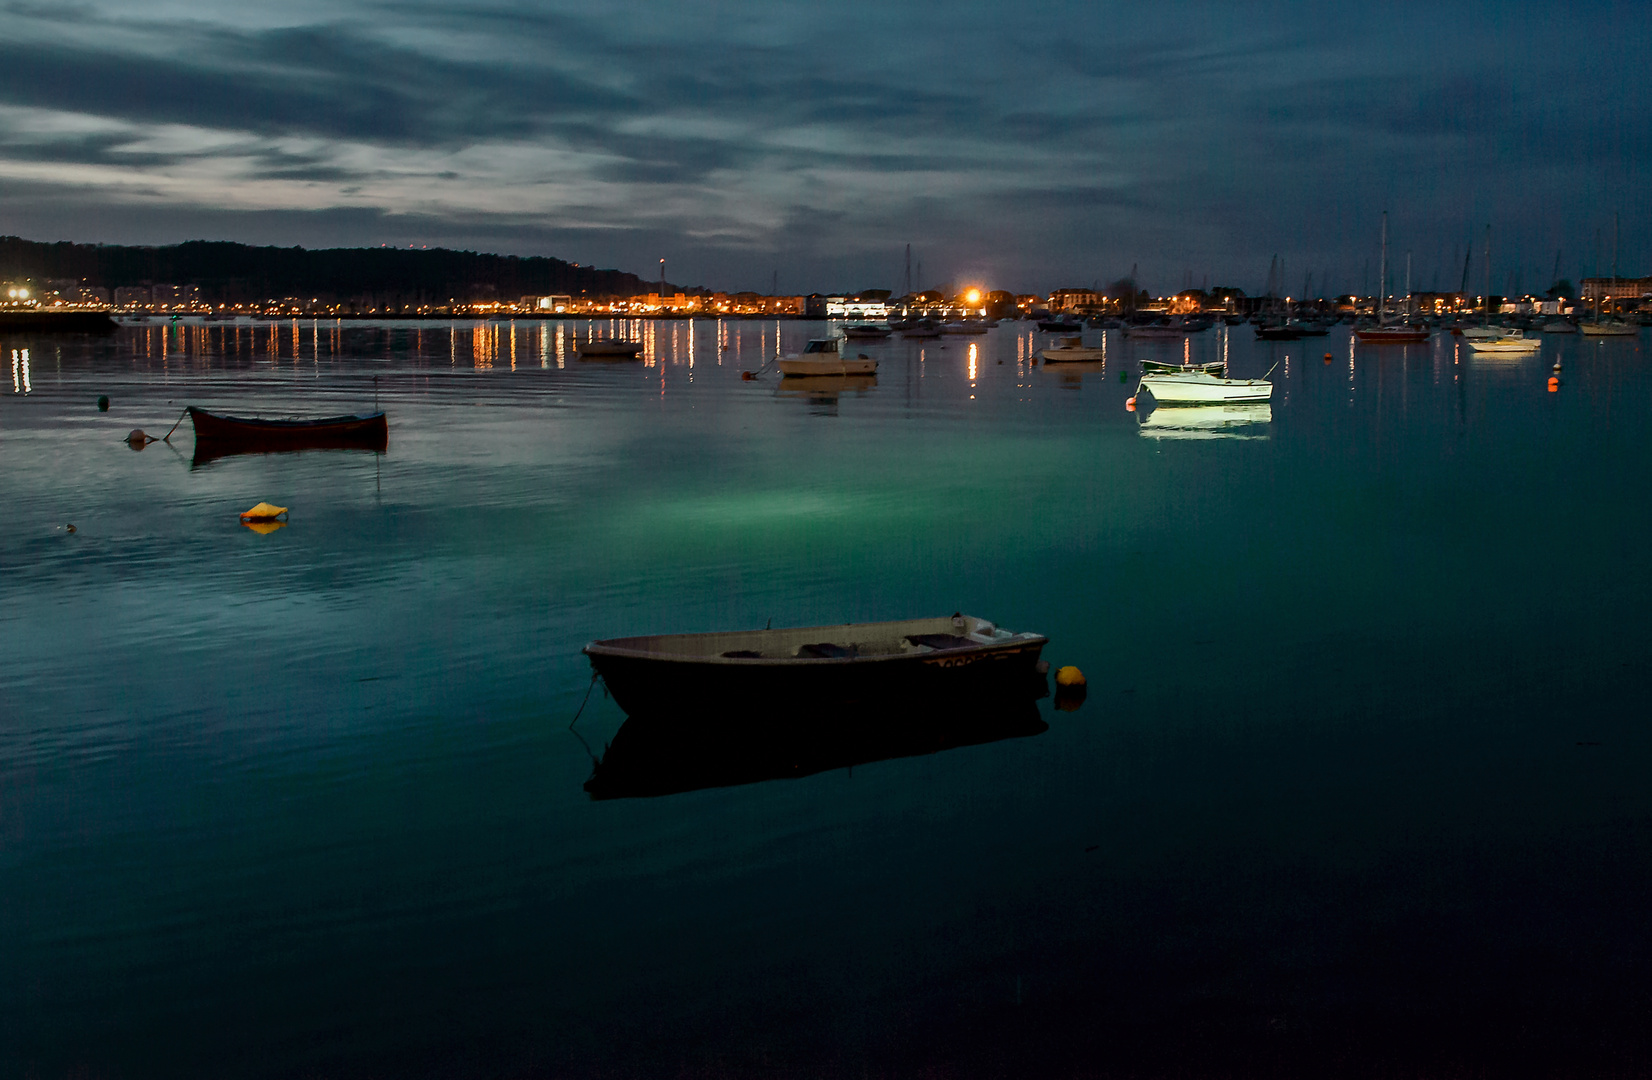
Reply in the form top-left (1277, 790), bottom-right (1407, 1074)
top-left (1055, 665), bottom-right (1086, 688)
top-left (240, 502), bottom-right (288, 521)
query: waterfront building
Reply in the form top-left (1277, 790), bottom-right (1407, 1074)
top-left (1582, 276), bottom-right (1652, 302)
top-left (1049, 288), bottom-right (1101, 312)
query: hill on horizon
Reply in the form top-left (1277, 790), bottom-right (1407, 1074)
top-left (0, 236), bottom-right (691, 305)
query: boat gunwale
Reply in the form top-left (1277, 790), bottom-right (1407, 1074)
top-left (584, 616), bottom-right (1046, 667)
top-left (187, 406), bottom-right (386, 431)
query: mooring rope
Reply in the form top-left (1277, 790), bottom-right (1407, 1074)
top-left (160, 407), bottom-right (191, 442)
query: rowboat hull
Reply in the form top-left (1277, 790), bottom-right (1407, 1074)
top-left (186, 406), bottom-right (387, 452)
top-left (585, 614), bottom-right (1047, 718)
top-left (1139, 374), bottom-right (1272, 403)
top-left (576, 340), bottom-right (644, 357)
top-left (1580, 323), bottom-right (1638, 337)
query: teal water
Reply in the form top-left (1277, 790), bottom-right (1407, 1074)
top-left (3, 320), bottom-right (1650, 1077)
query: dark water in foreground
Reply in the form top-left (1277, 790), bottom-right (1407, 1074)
top-left (3, 319), bottom-right (1651, 1078)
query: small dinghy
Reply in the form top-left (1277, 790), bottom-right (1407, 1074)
top-left (584, 613), bottom-right (1047, 717)
top-left (181, 406), bottom-right (387, 458)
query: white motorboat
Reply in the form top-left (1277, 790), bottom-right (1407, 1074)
top-left (577, 339), bottom-right (644, 358)
top-left (1138, 404), bottom-right (1272, 440)
top-left (778, 338), bottom-right (878, 377)
top-left (1466, 335), bottom-right (1541, 354)
top-left (1137, 370), bottom-right (1272, 404)
top-left (1039, 336), bottom-right (1106, 362)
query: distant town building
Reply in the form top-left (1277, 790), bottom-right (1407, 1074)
top-left (1582, 276), bottom-right (1652, 301)
top-left (150, 284), bottom-right (201, 308)
top-left (825, 298), bottom-right (889, 319)
top-left (1048, 288), bottom-right (1102, 312)
top-left (527, 295), bottom-right (572, 312)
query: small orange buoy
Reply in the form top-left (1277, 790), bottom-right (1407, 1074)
top-left (1324, 353), bottom-right (1333, 362)
top-left (240, 502), bottom-right (288, 521)
top-left (1548, 377), bottom-right (1559, 392)
top-left (1124, 397), bottom-right (1136, 411)
top-left (1055, 665), bottom-right (1085, 688)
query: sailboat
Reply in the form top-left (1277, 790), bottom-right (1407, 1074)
top-left (1356, 213), bottom-right (1428, 344)
top-left (1582, 213), bottom-right (1638, 337)
top-left (1461, 224), bottom-right (1503, 341)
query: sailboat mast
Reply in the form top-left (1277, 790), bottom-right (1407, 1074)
top-left (1378, 212), bottom-right (1388, 326)
top-left (1405, 252), bottom-right (1412, 320)
top-left (1483, 225), bottom-right (1491, 326)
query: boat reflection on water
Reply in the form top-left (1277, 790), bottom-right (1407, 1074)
top-left (775, 374), bottom-right (876, 413)
top-left (192, 439), bottom-right (386, 467)
top-left (582, 692), bottom-right (1048, 800)
top-left (1138, 403), bottom-right (1272, 440)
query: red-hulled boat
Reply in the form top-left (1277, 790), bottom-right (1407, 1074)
top-left (1353, 325), bottom-right (1429, 345)
top-left (184, 406), bottom-right (388, 456)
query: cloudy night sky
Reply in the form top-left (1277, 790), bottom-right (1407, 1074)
top-left (0, 0), bottom-right (1646, 296)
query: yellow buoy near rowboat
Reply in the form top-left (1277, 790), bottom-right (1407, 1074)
top-left (240, 502), bottom-right (288, 521)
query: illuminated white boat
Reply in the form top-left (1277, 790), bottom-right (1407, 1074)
top-left (778, 338), bottom-right (878, 376)
top-left (1466, 335), bottom-right (1540, 354)
top-left (1039, 336), bottom-right (1106, 362)
top-left (1138, 371), bottom-right (1272, 403)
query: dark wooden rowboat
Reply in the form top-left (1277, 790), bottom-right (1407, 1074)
top-left (186, 405), bottom-right (387, 448)
top-left (584, 613), bottom-right (1047, 718)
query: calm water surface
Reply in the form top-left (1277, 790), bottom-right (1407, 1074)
top-left (3, 319), bottom-right (1651, 1077)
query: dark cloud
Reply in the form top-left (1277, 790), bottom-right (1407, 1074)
top-left (0, 0), bottom-right (1646, 294)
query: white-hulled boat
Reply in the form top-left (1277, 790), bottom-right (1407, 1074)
top-left (1039, 336), bottom-right (1106, 362)
top-left (778, 338), bottom-right (878, 377)
top-left (1541, 319), bottom-right (1578, 334)
top-left (1466, 335), bottom-right (1540, 354)
top-left (842, 323), bottom-right (893, 339)
top-left (1138, 370), bottom-right (1272, 404)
